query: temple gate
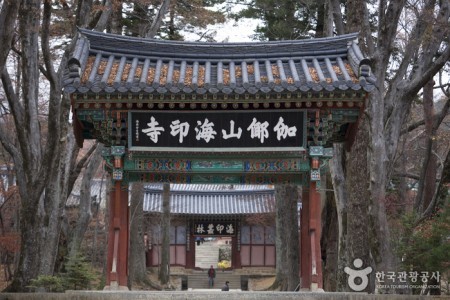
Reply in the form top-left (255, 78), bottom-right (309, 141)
top-left (64, 29), bottom-right (374, 290)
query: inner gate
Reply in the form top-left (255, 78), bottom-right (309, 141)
top-left (64, 29), bottom-right (374, 290)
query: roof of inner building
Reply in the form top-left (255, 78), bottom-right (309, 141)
top-left (142, 184), bottom-right (277, 215)
top-left (63, 29), bottom-right (375, 97)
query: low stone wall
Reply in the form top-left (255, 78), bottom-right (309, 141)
top-left (0, 291), bottom-right (449, 300)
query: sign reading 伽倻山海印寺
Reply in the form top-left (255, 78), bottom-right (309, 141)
top-left (129, 110), bottom-right (306, 152)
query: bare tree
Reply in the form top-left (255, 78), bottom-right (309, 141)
top-left (128, 181), bottom-right (161, 289)
top-left (0, 1), bottom-right (19, 72)
top-left (0, 0), bottom-right (107, 290)
top-left (269, 184), bottom-right (299, 291)
top-left (68, 143), bottom-right (103, 258)
top-left (328, 0), bottom-right (450, 291)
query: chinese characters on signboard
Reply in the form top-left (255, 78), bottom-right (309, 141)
top-left (129, 110), bottom-right (305, 151)
top-left (194, 221), bottom-right (236, 236)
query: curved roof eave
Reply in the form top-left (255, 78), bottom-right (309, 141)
top-left (64, 29), bottom-right (376, 96)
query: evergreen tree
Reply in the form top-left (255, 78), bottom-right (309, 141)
top-left (397, 198), bottom-right (450, 294)
top-left (61, 254), bottom-right (96, 290)
top-left (119, 0), bottom-right (227, 40)
top-left (236, 0), bottom-right (323, 40)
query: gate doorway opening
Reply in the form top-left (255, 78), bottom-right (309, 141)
top-left (195, 236), bottom-right (232, 270)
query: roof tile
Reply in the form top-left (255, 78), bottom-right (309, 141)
top-left (64, 29), bottom-right (376, 96)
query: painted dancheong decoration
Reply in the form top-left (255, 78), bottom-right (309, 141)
top-left (65, 29), bottom-right (374, 185)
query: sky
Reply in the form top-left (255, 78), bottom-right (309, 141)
top-left (182, 3), bottom-right (262, 43)
top-left (183, 17), bottom-right (261, 43)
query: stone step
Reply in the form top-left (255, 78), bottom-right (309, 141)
top-left (195, 244), bottom-right (221, 269)
top-left (187, 273), bottom-right (241, 290)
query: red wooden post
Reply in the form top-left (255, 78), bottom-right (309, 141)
top-left (231, 235), bottom-right (241, 268)
top-left (185, 230), bottom-right (195, 268)
top-left (300, 186), bottom-right (311, 289)
top-left (300, 181), bottom-right (323, 290)
top-left (309, 181), bottom-right (323, 290)
top-left (105, 181), bottom-right (129, 290)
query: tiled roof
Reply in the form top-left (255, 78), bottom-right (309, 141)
top-left (66, 178), bottom-right (107, 208)
top-left (142, 184), bottom-right (276, 215)
top-left (64, 29), bottom-right (375, 96)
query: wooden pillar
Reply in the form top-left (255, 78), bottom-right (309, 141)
top-left (231, 235), bottom-right (241, 269)
top-left (185, 230), bottom-right (195, 269)
top-left (309, 181), bottom-right (323, 290)
top-left (300, 186), bottom-right (311, 289)
top-left (300, 180), bottom-right (323, 290)
top-left (105, 181), bottom-right (129, 290)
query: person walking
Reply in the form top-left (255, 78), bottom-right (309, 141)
top-left (208, 265), bottom-right (216, 288)
top-left (221, 281), bottom-right (230, 291)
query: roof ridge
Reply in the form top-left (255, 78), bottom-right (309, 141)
top-left (78, 27), bottom-right (358, 47)
top-left (77, 28), bottom-right (358, 60)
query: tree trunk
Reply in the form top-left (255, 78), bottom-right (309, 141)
top-left (321, 171), bottom-right (338, 291)
top-left (76, 0), bottom-right (93, 27)
top-left (414, 80), bottom-right (437, 214)
top-left (146, 0), bottom-right (171, 38)
top-left (128, 182), bottom-right (150, 288)
top-left (110, 0), bottom-right (123, 34)
top-left (94, 0), bottom-right (113, 32)
top-left (328, 0), bottom-right (344, 35)
top-left (158, 183), bottom-right (170, 286)
top-left (68, 143), bottom-right (103, 258)
top-left (270, 184), bottom-right (299, 291)
top-left (343, 116), bottom-right (374, 292)
top-left (329, 143), bottom-right (348, 291)
top-left (1, 1), bottom-right (85, 290)
top-left (0, 0), bottom-right (20, 71)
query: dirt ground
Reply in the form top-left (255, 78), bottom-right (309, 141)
top-left (0, 265), bottom-right (10, 291)
top-left (248, 276), bottom-right (276, 291)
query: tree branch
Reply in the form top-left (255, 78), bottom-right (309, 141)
top-left (1, 68), bottom-right (24, 128)
top-left (94, 0), bottom-right (112, 32)
top-left (432, 97), bottom-right (450, 129)
top-left (0, 0), bottom-right (20, 72)
top-left (386, 1), bottom-right (433, 93)
top-left (405, 45), bottom-right (450, 100)
top-left (42, 1), bottom-right (58, 85)
top-left (375, 0), bottom-right (407, 71)
top-left (416, 147), bottom-right (450, 224)
top-left (72, 142), bottom-right (99, 181)
top-left (146, 0), bottom-right (171, 38)
top-left (403, 1), bottom-right (450, 98)
top-left (392, 172), bottom-right (420, 181)
top-left (76, 0), bottom-right (93, 28)
top-left (329, 0), bottom-right (345, 35)
top-left (401, 120), bottom-right (426, 135)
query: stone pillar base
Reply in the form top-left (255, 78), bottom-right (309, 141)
top-left (103, 281), bottom-right (129, 291)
